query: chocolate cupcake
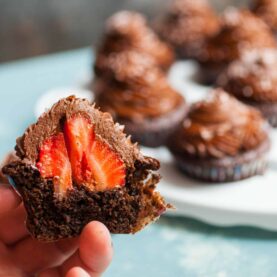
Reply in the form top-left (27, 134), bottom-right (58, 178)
top-left (168, 89), bottom-right (270, 182)
top-left (2, 96), bottom-right (169, 241)
top-left (97, 10), bottom-right (174, 71)
top-left (252, 0), bottom-right (277, 36)
top-left (94, 50), bottom-right (187, 147)
top-left (218, 49), bottom-right (277, 127)
top-left (197, 8), bottom-right (276, 84)
top-left (155, 0), bottom-right (220, 59)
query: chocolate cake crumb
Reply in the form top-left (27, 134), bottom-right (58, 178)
top-left (0, 152), bottom-right (18, 184)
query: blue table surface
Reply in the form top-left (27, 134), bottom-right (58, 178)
top-left (1, 48), bottom-right (277, 277)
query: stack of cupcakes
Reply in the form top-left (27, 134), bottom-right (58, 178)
top-left (94, 11), bottom-right (187, 147)
top-left (196, 8), bottom-right (276, 84)
top-left (154, 0), bottom-right (220, 59)
top-left (91, 2), bottom-right (275, 182)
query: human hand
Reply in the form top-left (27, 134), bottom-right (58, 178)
top-left (0, 183), bottom-right (113, 277)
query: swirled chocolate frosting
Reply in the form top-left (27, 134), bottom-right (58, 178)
top-left (155, 0), bottom-right (219, 56)
top-left (252, 0), bottom-right (277, 32)
top-left (95, 49), bottom-right (158, 88)
top-left (97, 10), bottom-right (174, 70)
top-left (199, 8), bottom-right (276, 63)
top-left (95, 50), bottom-right (184, 122)
top-left (171, 89), bottom-right (268, 159)
top-left (218, 49), bottom-right (277, 102)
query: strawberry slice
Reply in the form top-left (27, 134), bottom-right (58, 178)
top-left (85, 136), bottom-right (126, 190)
top-left (64, 114), bottom-right (95, 184)
top-left (64, 114), bottom-right (126, 190)
top-left (36, 133), bottom-right (72, 196)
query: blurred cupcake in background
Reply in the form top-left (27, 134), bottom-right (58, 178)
top-left (251, 0), bottom-right (277, 37)
top-left (154, 0), bottom-right (220, 59)
top-left (196, 8), bottom-right (276, 84)
top-left (96, 10), bottom-right (175, 71)
top-left (218, 49), bottom-right (277, 127)
top-left (94, 50), bottom-right (187, 147)
top-left (168, 89), bottom-right (270, 182)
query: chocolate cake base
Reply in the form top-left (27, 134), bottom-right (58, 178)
top-left (171, 139), bottom-right (270, 182)
top-left (196, 62), bottom-right (227, 85)
top-left (242, 100), bottom-right (277, 128)
top-left (121, 101), bottom-right (188, 148)
top-left (3, 157), bottom-right (167, 242)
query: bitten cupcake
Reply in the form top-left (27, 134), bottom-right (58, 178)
top-left (155, 0), bottom-right (220, 58)
top-left (2, 96), bottom-right (168, 241)
top-left (97, 10), bottom-right (174, 71)
top-left (252, 0), bottom-right (277, 36)
top-left (197, 8), bottom-right (276, 84)
top-left (94, 50), bottom-right (187, 147)
top-left (218, 49), bottom-right (277, 127)
top-left (168, 89), bottom-right (270, 182)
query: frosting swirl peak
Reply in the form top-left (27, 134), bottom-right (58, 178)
top-left (99, 11), bottom-right (174, 70)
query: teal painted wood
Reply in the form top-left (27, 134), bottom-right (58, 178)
top-left (0, 49), bottom-right (277, 277)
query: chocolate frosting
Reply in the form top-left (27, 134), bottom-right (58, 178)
top-left (252, 0), bottom-right (277, 32)
top-left (170, 89), bottom-right (268, 159)
top-left (95, 50), bottom-right (158, 88)
top-left (94, 50), bottom-right (185, 122)
top-left (155, 0), bottom-right (220, 57)
top-left (218, 49), bottom-right (277, 102)
top-left (16, 96), bottom-right (144, 168)
top-left (97, 10), bottom-right (174, 70)
top-left (199, 8), bottom-right (276, 64)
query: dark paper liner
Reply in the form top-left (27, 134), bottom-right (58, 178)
top-left (121, 101), bottom-right (188, 148)
top-left (243, 100), bottom-right (277, 128)
top-left (172, 139), bottom-right (270, 182)
top-left (196, 62), bottom-right (227, 85)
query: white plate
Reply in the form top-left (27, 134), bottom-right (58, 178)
top-left (158, 61), bottom-right (277, 231)
top-left (35, 61), bottom-right (277, 231)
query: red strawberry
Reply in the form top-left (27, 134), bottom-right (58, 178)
top-left (64, 114), bottom-right (126, 190)
top-left (64, 114), bottom-right (94, 184)
top-left (36, 133), bottom-right (73, 196)
top-left (85, 136), bottom-right (126, 190)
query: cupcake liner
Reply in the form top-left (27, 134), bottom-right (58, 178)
top-left (172, 139), bottom-right (270, 182)
top-left (176, 156), bottom-right (268, 182)
top-left (122, 101), bottom-right (188, 148)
